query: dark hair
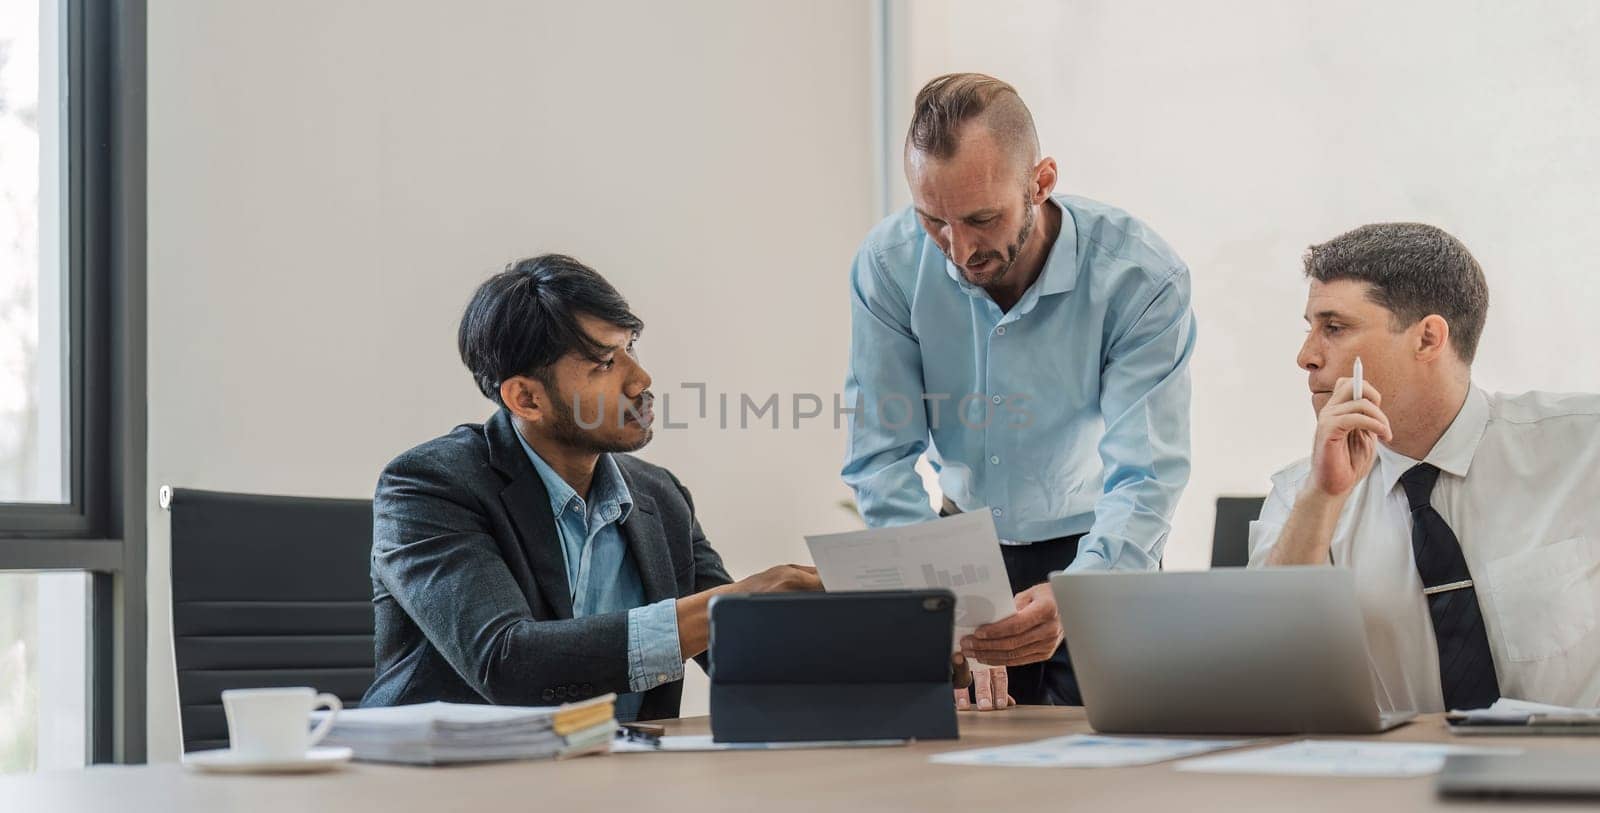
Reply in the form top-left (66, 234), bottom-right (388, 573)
top-left (1303, 223), bottom-right (1489, 364)
top-left (458, 254), bottom-right (643, 406)
top-left (906, 72), bottom-right (1038, 165)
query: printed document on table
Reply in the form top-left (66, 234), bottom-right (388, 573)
top-left (1453, 697), bottom-right (1600, 722)
top-left (930, 735), bottom-right (1255, 768)
top-left (1174, 740), bottom-right (1522, 778)
top-left (805, 511), bottom-right (1015, 645)
top-left (612, 736), bottom-right (907, 753)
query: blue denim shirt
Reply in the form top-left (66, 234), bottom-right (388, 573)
top-left (515, 433), bottom-right (682, 721)
top-left (842, 193), bottom-right (1196, 571)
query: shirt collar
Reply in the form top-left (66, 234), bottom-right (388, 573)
top-left (944, 195), bottom-right (1080, 311)
top-left (1375, 385), bottom-right (1491, 495)
top-left (514, 429), bottom-right (634, 524)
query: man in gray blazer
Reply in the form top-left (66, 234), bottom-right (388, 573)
top-left (363, 254), bottom-right (819, 721)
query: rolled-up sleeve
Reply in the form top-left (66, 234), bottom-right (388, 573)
top-left (1068, 267), bottom-right (1197, 572)
top-left (626, 599), bottom-right (683, 692)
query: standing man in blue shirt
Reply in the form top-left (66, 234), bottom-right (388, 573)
top-left (843, 74), bottom-right (1196, 710)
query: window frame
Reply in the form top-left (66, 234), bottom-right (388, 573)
top-left (0, 0), bottom-right (147, 765)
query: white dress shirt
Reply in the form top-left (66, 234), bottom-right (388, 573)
top-left (1249, 386), bottom-right (1600, 713)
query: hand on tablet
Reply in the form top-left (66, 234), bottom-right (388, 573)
top-left (729, 564), bottom-right (822, 594)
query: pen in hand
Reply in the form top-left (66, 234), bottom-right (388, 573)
top-left (1352, 356), bottom-right (1364, 402)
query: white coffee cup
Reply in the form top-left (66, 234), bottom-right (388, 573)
top-left (221, 686), bottom-right (342, 760)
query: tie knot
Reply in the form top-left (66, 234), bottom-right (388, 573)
top-left (1399, 462), bottom-right (1441, 511)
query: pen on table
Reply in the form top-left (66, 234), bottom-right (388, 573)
top-left (1352, 356), bottom-right (1363, 401)
top-left (617, 723), bottom-right (664, 747)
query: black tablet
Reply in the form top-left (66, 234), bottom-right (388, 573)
top-left (708, 590), bottom-right (959, 743)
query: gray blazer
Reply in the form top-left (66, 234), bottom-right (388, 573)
top-left (361, 409), bottom-right (732, 718)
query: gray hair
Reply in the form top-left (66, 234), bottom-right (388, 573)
top-left (1303, 223), bottom-right (1489, 364)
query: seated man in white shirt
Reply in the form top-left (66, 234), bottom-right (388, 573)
top-left (1248, 222), bottom-right (1600, 714)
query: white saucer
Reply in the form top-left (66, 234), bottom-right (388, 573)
top-left (183, 746), bottom-right (354, 774)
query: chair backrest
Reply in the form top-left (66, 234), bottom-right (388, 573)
top-left (1210, 495), bottom-right (1266, 568)
top-left (165, 486), bottom-right (374, 753)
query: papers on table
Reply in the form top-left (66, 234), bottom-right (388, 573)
top-left (1174, 740), bottom-right (1522, 778)
top-left (1448, 698), bottom-right (1600, 734)
top-left (1459, 697), bottom-right (1593, 716)
top-left (612, 735), bottom-right (907, 753)
top-left (1452, 697), bottom-right (1600, 722)
top-left (805, 511), bottom-right (1015, 645)
top-left (314, 695), bottom-right (617, 765)
top-left (930, 735), bottom-right (1255, 768)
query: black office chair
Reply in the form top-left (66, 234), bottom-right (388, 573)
top-left (1210, 495), bottom-right (1266, 568)
top-left (164, 486), bottom-right (375, 753)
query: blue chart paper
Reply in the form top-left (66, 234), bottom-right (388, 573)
top-left (930, 735), bottom-right (1255, 768)
top-left (1175, 740), bottom-right (1521, 778)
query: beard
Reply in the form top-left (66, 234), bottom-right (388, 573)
top-left (950, 194), bottom-right (1036, 288)
top-left (542, 382), bottom-right (654, 454)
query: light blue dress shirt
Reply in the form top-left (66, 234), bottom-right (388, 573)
top-left (515, 433), bottom-right (682, 721)
top-left (842, 193), bottom-right (1195, 572)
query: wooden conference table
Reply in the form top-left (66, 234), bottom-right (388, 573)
top-left (8, 708), bottom-right (1598, 812)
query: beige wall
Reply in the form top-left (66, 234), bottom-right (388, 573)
top-left (147, 0), bottom-right (875, 761)
top-left (896, 0), bottom-right (1600, 569)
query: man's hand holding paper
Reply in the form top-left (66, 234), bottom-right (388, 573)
top-left (807, 512), bottom-right (1028, 712)
top-left (962, 582), bottom-right (1064, 667)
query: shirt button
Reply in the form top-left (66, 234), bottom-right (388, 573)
top-left (995, 326), bottom-right (1006, 335)
top-left (657, 673), bottom-right (670, 685)
top-left (991, 395), bottom-right (1003, 404)
top-left (992, 508), bottom-right (1004, 518)
top-left (990, 456), bottom-right (1000, 465)
top-left (542, 689), bottom-right (555, 702)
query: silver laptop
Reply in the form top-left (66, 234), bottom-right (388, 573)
top-left (1050, 566), bottom-right (1415, 734)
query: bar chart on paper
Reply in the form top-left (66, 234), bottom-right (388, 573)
top-left (922, 564), bottom-right (991, 588)
top-left (805, 511), bottom-right (1016, 639)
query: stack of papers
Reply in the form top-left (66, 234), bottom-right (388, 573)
top-left (314, 694), bottom-right (617, 765)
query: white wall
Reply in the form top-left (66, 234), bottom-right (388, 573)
top-left (895, 0), bottom-right (1600, 569)
top-left (146, 0), bottom-right (1600, 760)
top-left (147, 0), bottom-right (874, 762)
